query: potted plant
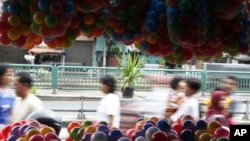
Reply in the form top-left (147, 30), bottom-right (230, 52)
top-left (118, 53), bottom-right (145, 98)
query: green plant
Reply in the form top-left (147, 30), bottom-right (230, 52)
top-left (111, 45), bottom-right (122, 58)
top-left (118, 53), bottom-right (145, 89)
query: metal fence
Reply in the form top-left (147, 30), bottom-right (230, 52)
top-left (8, 64), bottom-right (250, 94)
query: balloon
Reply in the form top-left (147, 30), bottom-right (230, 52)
top-left (63, 1), bottom-right (75, 14)
top-left (83, 13), bottom-right (95, 26)
top-left (194, 129), bottom-right (206, 141)
top-left (19, 0), bottom-right (30, 8)
top-left (70, 127), bottom-right (80, 140)
top-left (132, 130), bottom-right (144, 141)
top-left (195, 119), bottom-right (207, 130)
top-left (20, 23), bottom-right (31, 36)
top-left (24, 129), bottom-right (41, 141)
top-left (8, 14), bottom-right (21, 27)
top-left (67, 121), bottom-right (81, 133)
top-left (58, 13), bottom-right (72, 26)
top-left (116, 10), bottom-right (128, 21)
top-left (0, 22), bottom-right (9, 34)
top-left (7, 135), bottom-right (19, 141)
top-left (152, 131), bottom-right (168, 141)
top-left (50, 1), bottom-right (63, 15)
top-left (182, 120), bottom-right (196, 131)
top-left (145, 20), bottom-right (157, 32)
top-left (147, 10), bottom-right (157, 20)
top-left (96, 125), bottom-right (110, 135)
top-left (33, 11), bottom-right (46, 25)
top-left (18, 125), bottom-right (30, 137)
top-left (128, 5), bottom-right (139, 18)
top-left (44, 133), bottom-right (60, 141)
top-left (198, 133), bottom-right (213, 141)
top-left (38, 0), bottom-right (51, 12)
top-left (28, 134), bottom-right (45, 141)
top-left (91, 131), bottom-right (108, 141)
top-left (118, 137), bottom-right (131, 141)
top-left (7, 2), bottom-right (21, 14)
top-left (45, 14), bottom-right (58, 27)
top-left (171, 122), bottom-right (182, 134)
top-left (81, 133), bottom-right (92, 141)
top-left (178, 0), bottom-right (192, 12)
top-left (213, 127), bottom-right (230, 138)
top-left (82, 120), bottom-right (94, 128)
top-left (206, 121), bottom-right (222, 135)
top-left (145, 126), bottom-right (160, 141)
top-left (156, 119), bottom-right (171, 133)
top-left (108, 129), bottom-right (123, 141)
top-left (84, 125), bottom-right (96, 134)
top-left (147, 32), bottom-right (159, 44)
top-left (40, 126), bottom-right (55, 136)
top-left (7, 27), bottom-right (21, 41)
top-left (180, 129), bottom-right (194, 141)
top-left (39, 25), bottom-right (52, 37)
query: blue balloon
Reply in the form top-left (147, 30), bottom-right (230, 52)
top-left (145, 20), bottom-right (157, 32)
top-left (108, 129), bottom-right (123, 141)
top-left (81, 133), bottom-right (92, 141)
top-left (238, 32), bottom-right (248, 43)
top-left (156, 119), bottom-right (171, 133)
top-left (154, 1), bottom-right (166, 13)
top-left (180, 129), bottom-right (194, 141)
top-left (182, 120), bottom-right (196, 131)
top-left (6, 135), bottom-right (18, 141)
top-left (167, 7), bottom-right (179, 21)
top-left (2, 1), bottom-right (10, 12)
top-left (132, 130), bottom-right (145, 141)
top-left (142, 123), bottom-right (154, 133)
top-left (96, 125), bottom-right (110, 135)
top-left (7, 2), bottom-right (21, 14)
top-left (111, 33), bottom-right (122, 42)
top-left (195, 119), bottom-right (207, 130)
top-left (38, 0), bottom-right (51, 11)
top-left (146, 10), bottom-right (157, 20)
top-left (243, 18), bottom-right (250, 31)
top-left (64, 1), bottom-right (75, 14)
top-left (18, 125), bottom-right (30, 137)
top-left (122, 30), bottom-right (134, 42)
top-left (118, 137), bottom-right (131, 141)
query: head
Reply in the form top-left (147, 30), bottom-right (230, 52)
top-left (0, 64), bottom-right (13, 87)
top-left (14, 72), bottom-right (33, 98)
top-left (211, 91), bottom-right (227, 110)
top-left (170, 76), bottom-right (186, 92)
top-left (185, 78), bottom-right (201, 96)
top-left (221, 76), bottom-right (237, 93)
top-left (100, 74), bottom-right (116, 94)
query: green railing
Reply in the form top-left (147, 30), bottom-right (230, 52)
top-left (8, 64), bottom-right (250, 94)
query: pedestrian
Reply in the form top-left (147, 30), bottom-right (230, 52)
top-left (170, 78), bottom-right (201, 122)
top-left (96, 74), bottom-right (120, 128)
top-left (0, 64), bottom-right (15, 126)
top-left (10, 72), bottom-right (43, 123)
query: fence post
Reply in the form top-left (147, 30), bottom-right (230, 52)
top-left (245, 99), bottom-right (249, 120)
top-left (52, 65), bottom-right (57, 94)
top-left (78, 95), bottom-right (85, 119)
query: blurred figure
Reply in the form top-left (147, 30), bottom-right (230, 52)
top-left (96, 75), bottom-right (120, 128)
top-left (10, 72), bottom-right (43, 123)
top-left (221, 75), bottom-right (238, 118)
top-left (0, 64), bottom-right (15, 126)
top-left (165, 76), bottom-right (186, 118)
top-left (206, 90), bottom-right (234, 125)
top-left (170, 78), bottom-right (201, 122)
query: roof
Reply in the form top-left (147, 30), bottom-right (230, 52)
top-left (29, 47), bottom-right (64, 54)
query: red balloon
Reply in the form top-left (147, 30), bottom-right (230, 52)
top-left (50, 1), bottom-right (63, 15)
top-left (151, 131), bottom-right (168, 141)
top-left (69, 16), bottom-right (81, 29)
top-left (238, 43), bottom-right (250, 54)
top-left (39, 25), bottom-right (52, 37)
top-left (58, 13), bottom-right (72, 26)
top-left (14, 35), bottom-right (26, 47)
top-left (182, 49), bottom-right (193, 60)
top-left (92, 26), bottom-right (103, 37)
top-left (208, 36), bottom-right (221, 48)
top-left (171, 123), bottom-right (182, 134)
top-left (114, 23), bottom-right (125, 34)
top-left (0, 22), bottom-right (10, 34)
top-left (29, 1), bottom-right (39, 14)
top-left (1, 124), bottom-right (12, 138)
top-left (213, 127), bottom-right (230, 138)
top-left (0, 12), bottom-right (10, 22)
top-left (0, 34), bottom-right (11, 45)
top-left (67, 121), bottom-right (81, 133)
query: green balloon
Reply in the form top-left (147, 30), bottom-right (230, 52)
top-left (30, 23), bottom-right (39, 34)
top-left (45, 14), bottom-right (58, 28)
top-left (70, 127), bottom-right (80, 140)
top-left (179, 0), bottom-right (192, 12)
top-left (213, 0), bottom-right (226, 12)
top-left (19, 0), bottom-right (30, 8)
top-left (116, 10), bottom-right (128, 21)
top-left (20, 9), bottom-right (31, 22)
top-left (94, 16), bottom-right (105, 28)
top-left (66, 29), bottom-right (77, 42)
top-left (167, 21), bottom-right (180, 34)
top-left (105, 26), bottom-right (114, 36)
top-left (227, 40), bottom-right (239, 51)
top-left (173, 48), bottom-right (182, 59)
top-left (80, 24), bottom-right (93, 35)
top-left (163, 56), bottom-right (173, 61)
top-left (128, 5), bottom-right (139, 18)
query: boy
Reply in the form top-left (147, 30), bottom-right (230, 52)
top-left (170, 78), bottom-right (201, 122)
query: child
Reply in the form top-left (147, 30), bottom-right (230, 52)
top-left (170, 78), bottom-right (201, 122)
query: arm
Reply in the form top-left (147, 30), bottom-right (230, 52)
top-left (108, 115), bottom-right (114, 128)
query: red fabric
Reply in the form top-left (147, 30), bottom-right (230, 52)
top-left (206, 91), bottom-right (227, 119)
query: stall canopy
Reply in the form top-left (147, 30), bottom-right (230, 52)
top-left (29, 47), bottom-right (64, 54)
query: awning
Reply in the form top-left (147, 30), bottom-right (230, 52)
top-left (29, 47), bottom-right (64, 54)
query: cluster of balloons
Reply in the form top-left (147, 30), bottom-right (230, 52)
top-left (66, 115), bottom-right (230, 141)
top-left (0, 0), bottom-right (250, 64)
top-left (102, 0), bottom-right (148, 45)
top-left (0, 119), bottom-right (60, 141)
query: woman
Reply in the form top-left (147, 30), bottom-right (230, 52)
top-left (0, 64), bottom-right (15, 126)
top-left (96, 75), bottom-right (120, 128)
top-left (206, 90), bottom-right (234, 125)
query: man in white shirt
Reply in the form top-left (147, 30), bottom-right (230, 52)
top-left (10, 72), bottom-right (43, 123)
top-left (170, 78), bottom-right (201, 122)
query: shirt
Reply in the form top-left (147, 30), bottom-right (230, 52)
top-left (96, 93), bottom-right (120, 128)
top-left (170, 95), bottom-right (199, 122)
top-left (11, 94), bottom-right (43, 123)
top-left (0, 89), bottom-right (15, 125)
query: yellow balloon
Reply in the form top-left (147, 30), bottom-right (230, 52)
top-left (16, 137), bottom-right (25, 141)
top-left (20, 23), bottom-right (31, 36)
top-left (7, 27), bottom-right (21, 41)
top-left (8, 14), bottom-right (21, 27)
top-left (33, 11), bottom-right (46, 25)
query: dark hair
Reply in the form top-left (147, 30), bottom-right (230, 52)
top-left (225, 75), bottom-right (237, 83)
top-left (100, 74), bottom-right (116, 93)
top-left (0, 64), bottom-right (12, 77)
top-left (186, 78), bottom-right (201, 92)
top-left (170, 76), bottom-right (185, 90)
top-left (15, 72), bottom-right (33, 88)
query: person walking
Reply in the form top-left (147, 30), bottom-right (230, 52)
top-left (0, 64), bottom-right (15, 126)
top-left (10, 72), bottom-right (43, 123)
top-left (96, 75), bottom-right (120, 128)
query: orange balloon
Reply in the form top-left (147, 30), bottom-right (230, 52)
top-left (147, 32), bottom-right (159, 44)
top-left (24, 39), bottom-right (34, 49)
top-left (39, 126), bottom-right (55, 136)
top-left (20, 23), bottom-right (31, 36)
top-left (207, 121), bottom-right (222, 135)
top-left (83, 13), bottom-right (95, 25)
top-left (148, 117), bottom-right (159, 123)
top-left (54, 36), bottom-right (66, 47)
top-left (194, 129), bottom-right (206, 141)
top-left (7, 27), bottom-right (21, 41)
top-left (84, 125), bottom-right (96, 135)
top-left (198, 133), bottom-right (213, 141)
top-left (16, 137), bottom-right (25, 141)
top-left (24, 129), bottom-right (41, 141)
top-left (8, 14), bottom-right (21, 27)
top-left (92, 26), bottom-right (103, 37)
top-left (67, 121), bottom-right (81, 133)
top-left (45, 40), bottom-right (57, 48)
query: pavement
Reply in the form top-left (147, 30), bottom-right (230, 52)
top-left (35, 88), bottom-right (250, 140)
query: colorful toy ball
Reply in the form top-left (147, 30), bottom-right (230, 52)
top-left (91, 131), bottom-right (108, 141)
